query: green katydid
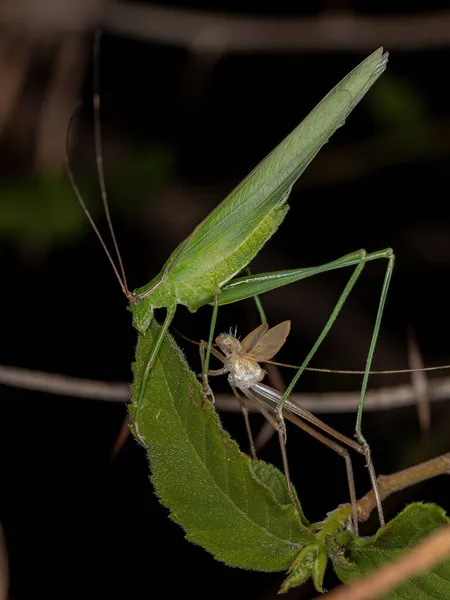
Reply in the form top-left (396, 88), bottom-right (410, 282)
top-left (68, 44), bottom-right (392, 524)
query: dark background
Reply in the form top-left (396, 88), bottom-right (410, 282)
top-left (1, 1), bottom-right (450, 598)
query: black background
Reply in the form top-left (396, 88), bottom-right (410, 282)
top-left (1, 2), bottom-right (450, 599)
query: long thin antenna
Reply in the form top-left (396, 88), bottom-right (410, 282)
top-left (65, 108), bottom-right (131, 298)
top-left (93, 30), bottom-right (130, 295)
top-left (266, 361), bottom-right (450, 376)
top-left (173, 328), bottom-right (450, 376)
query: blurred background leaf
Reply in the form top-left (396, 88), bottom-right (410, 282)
top-left (0, 145), bottom-right (172, 250)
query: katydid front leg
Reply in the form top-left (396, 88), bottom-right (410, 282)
top-left (214, 248), bottom-right (395, 527)
top-left (131, 306), bottom-right (176, 444)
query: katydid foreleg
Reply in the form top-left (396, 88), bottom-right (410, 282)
top-left (131, 306), bottom-right (176, 440)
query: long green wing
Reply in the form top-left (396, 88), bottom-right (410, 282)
top-left (168, 48), bottom-right (388, 274)
top-left (131, 48), bottom-right (388, 319)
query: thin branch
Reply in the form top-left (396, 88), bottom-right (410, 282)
top-left (215, 376), bottom-right (450, 413)
top-left (2, 3), bottom-right (450, 52)
top-left (35, 34), bottom-right (87, 170)
top-left (0, 364), bottom-right (129, 402)
top-left (0, 32), bottom-right (31, 140)
top-left (2, 363), bottom-right (450, 414)
top-left (100, 4), bottom-right (450, 53)
top-left (319, 453), bottom-right (450, 599)
top-left (322, 522), bottom-right (450, 600)
top-left (357, 453), bottom-right (450, 522)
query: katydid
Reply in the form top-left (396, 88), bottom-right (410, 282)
top-left (68, 46), bottom-right (391, 522)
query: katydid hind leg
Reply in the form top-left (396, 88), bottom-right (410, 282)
top-left (277, 249), bottom-right (367, 414)
top-left (112, 307), bottom-right (176, 454)
top-left (212, 248), bottom-right (393, 525)
top-left (265, 248), bottom-right (393, 527)
top-left (355, 251), bottom-right (395, 438)
top-left (354, 250), bottom-right (395, 528)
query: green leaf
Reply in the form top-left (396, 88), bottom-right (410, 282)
top-left (279, 546), bottom-right (316, 593)
top-left (107, 145), bottom-right (173, 211)
top-left (168, 48), bottom-right (388, 274)
top-left (0, 146), bottom-right (171, 249)
top-left (0, 174), bottom-right (89, 245)
top-left (279, 505), bottom-right (352, 594)
top-left (334, 503), bottom-right (450, 599)
top-left (128, 323), bottom-right (450, 595)
top-left (130, 321), bottom-right (314, 571)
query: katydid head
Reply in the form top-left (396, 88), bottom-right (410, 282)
top-left (128, 286), bottom-right (160, 333)
top-left (127, 267), bottom-right (180, 332)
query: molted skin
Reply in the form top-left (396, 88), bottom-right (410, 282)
top-left (216, 333), bottom-right (264, 390)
